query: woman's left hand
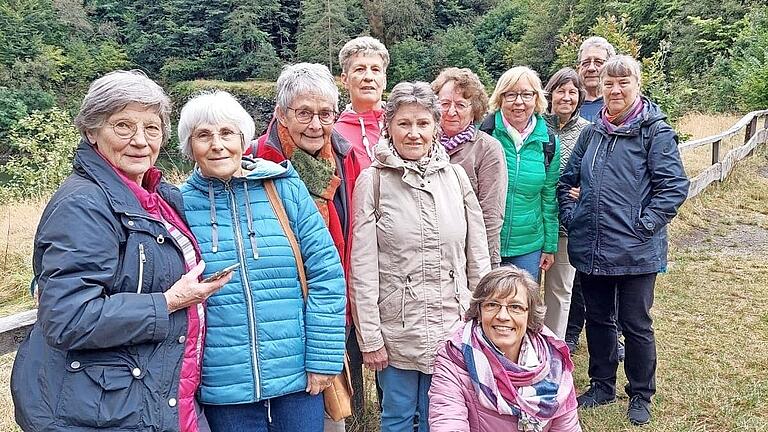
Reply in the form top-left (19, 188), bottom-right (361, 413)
top-left (306, 372), bottom-right (335, 396)
top-left (540, 253), bottom-right (555, 271)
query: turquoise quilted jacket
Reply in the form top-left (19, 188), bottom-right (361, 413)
top-left (180, 158), bottom-right (346, 405)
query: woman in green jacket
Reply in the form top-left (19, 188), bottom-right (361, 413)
top-left (479, 66), bottom-right (559, 282)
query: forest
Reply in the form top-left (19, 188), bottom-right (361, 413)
top-left (1, 0), bottom-right (767, 196)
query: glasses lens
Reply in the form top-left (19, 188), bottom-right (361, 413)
top-left (318, 110), bottom-right (336, 124)
top-left (294, 109), bottom-right (313, 123)
top-left (112, 121), bottom-right (136, 139)
top-left (144, 125), bottom-right (163, 140)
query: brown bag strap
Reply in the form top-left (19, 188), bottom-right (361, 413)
top-left (264, 180), bottom-right (308, 300)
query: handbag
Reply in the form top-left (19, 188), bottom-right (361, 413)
top-left (264, 180), bottom-right (354, 422)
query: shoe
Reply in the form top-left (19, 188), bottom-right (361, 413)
top-left (617, 338), bottom-right (626, 362)
top-left (565, 337), bottom-right (579, 354)
top-left (577, 383), bottom-right (616, 408)
top-left (627, 395), bottom-right (651, 425)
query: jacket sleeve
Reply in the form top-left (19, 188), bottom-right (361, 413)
top-left (349, 168), bottom-right (386, 353)
top-left (558, 127), bottom-right (590, 229)
top-left (455, 165), bottom-right (491, 290)
top-left (290, 178), bottom-right (347, 375)
top-left (541, 136), bottom-right (561, 253)
top-left (638, 123), bottom-right (690, 237)
top-left (36, 194), bottom-right (170, 351)
top-left (428, 344), bottom-right (471, 432)
top-left (550, 407), bottom-right (583, 432)
top-left (476, 134), bottom-right (507, 267)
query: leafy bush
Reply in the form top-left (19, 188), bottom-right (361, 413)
top-left (0, 107), bottom-right (79, 198)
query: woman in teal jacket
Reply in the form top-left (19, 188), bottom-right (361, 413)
top-left (480, 66), bottom-right (560, 282)
top-left (178, 91), bottom-right (346, 432)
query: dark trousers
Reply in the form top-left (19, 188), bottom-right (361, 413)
top-left (566, 272), bottom-right (623, 341)
top-left (580, 272), bottom-right (657, 401)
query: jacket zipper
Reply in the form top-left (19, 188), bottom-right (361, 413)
top-left (589, 135), bottom-right (618, 273)
top-left (449, 269), bottom-right (463, 320)
top-left (137, 243), bottom-right (146, 294)
top-left (401, 275), bottom-right (417, 328)
top-left (506, 152), bottom-right (521, 249)
top-left (225, 181), bottom-right (261, 399)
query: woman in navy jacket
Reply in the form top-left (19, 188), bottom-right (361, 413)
top-left (558, 55), bottom-right (689, 426)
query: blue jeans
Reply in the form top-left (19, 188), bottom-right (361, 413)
top-left (501, 250), bottom-right (542, 282)
top-left (203, 391), bottom-right (323, 432)
top-left (377, 366), bottom-right (431, 432)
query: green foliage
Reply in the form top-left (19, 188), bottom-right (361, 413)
top-left (296, 0), bottom-right (351, 74)
top-left (472, 0), bottom-right (528, 78)
top-left (0, 108), bottom-right (79, 198)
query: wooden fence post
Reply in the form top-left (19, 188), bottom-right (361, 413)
top-left (746, 116), bottom-right (758, 156)
top-left (711, 139), bottom-right (721, 166)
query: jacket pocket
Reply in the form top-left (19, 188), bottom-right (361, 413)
top-left (56, 356), bottom-right (146, 428)
top-left (378, 286), bottom-right (402, 324)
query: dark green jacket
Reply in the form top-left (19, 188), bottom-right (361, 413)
top-left (486, 111), bottom-right (560, 256)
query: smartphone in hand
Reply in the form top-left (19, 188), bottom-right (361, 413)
top-left (202, 263), bottom-right (239, 283)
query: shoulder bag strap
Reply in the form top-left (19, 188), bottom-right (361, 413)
top-left (264, 179), bottom-right (308, 301)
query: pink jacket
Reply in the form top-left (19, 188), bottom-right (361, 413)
top-left (429, 328), bottom-right (582, 432)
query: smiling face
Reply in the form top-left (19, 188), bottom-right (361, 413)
top-left (437, 80), bottom-right (473, 137)
top-left (389, 103), bottom-right (437, 161)
top-left (578, 46), bottom-right (609, 97)
top-left (277, 93), bottom-right (335, 154)
top-left (501, 77), bottom-right (537, 131)
top-left (189, 122), bottom-right (244, 180)
top-left (86, 103), bottom-right (163, 184)
top-left (602, 74), bottom-right (641, 115)
top-left (480, 286), bottom-right (529, 361)
top-left (342, 53), bottom-right (386, 112)
top-left (551, 80), bottom-right (580, 122)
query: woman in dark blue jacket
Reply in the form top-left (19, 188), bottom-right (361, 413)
top-left (558, 55), bottom-right (689, 427)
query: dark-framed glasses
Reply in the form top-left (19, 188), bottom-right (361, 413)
top-left (109, 120), bottom-right (163, 142)
top-left (191, 128), bottom-right (244, 145)
top-left (287, 107), bottom-right (338, 125)
top-left (481, 301), bottom-right (529, 316)
top-left (502, 91), bottom-right (536, 103)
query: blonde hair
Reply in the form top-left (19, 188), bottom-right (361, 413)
top-left (488, 66), bottom-right (548, 114)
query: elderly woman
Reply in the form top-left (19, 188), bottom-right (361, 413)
top-left (11, 70), bottom-right (227, 431)
top-left (431, 67), bottom-right (507, 268)
top-left (350, 81), bottom-right (491, 432)
top-left (334, 36), bottom-right (389, 169)
top-left (178, 91), bottom-right (347, 431)
top-left (558, 55), bottom-right (689, 426)
top-left (480, 67), bottom-right (560, 282)
top-left (429, 267), bottom-right (581, 431)
top-left (540, 67), bottom-right (591, 340)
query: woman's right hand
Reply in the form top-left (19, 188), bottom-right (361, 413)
top-left (568, 186), bottom-right (581, 200)
top-left (362, 346), bottom-right (389, 371)
top-left (164, 261), bottom-right (231, 313)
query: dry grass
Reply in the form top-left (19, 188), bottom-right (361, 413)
top-left (677, 112), bottom-right (744, 178)
top-left (0, 198), bottom-right (45, 317)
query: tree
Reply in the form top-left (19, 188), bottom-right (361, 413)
top-left (296, 0), bottom-right (351, 74)
top-left (472, 0), bottom-right (528, 78)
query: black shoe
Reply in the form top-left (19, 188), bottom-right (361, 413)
top-left (577, 383), bottom-right (616, 408)
top-left (627, 395), bottom-right (651, 425)
top-left (565, 337), bottom-right (579, 354)
top-left (617, 338), bottom-right (626, 362)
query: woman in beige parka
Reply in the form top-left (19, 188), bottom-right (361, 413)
top-left (350, 81), bottom-right (491, 432)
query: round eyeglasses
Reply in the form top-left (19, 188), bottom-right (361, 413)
top-left (481, 301), bottom-right (529, 316)
top-left (287, 107), bottom-right (338, 125)
top-left (109, 120), bottom-right (163, 143)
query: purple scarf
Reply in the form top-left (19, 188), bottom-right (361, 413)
top-left (440, 124), bottom-right (476, 152)
top-left (600, 97), bottom-right (644, 133)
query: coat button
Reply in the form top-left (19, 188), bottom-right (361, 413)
top-left (132, 368), bottom-right (141, 377)
top-left (70, 361), bottom-right (80, 369)
top-left (420, 183), bottom-right (425, 187)
top-left (127, 220), bottom-right (134, 227)
top-left (168, 398), bottom-right (177, 407)
top-left (156, 234), bottom-right (165, 244)
top-left (178, 335), bottom-right (186, 344)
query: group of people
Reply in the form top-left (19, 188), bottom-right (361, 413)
top-left (11, 34), bottom-right (689, 432)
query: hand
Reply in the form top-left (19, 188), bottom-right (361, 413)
top-left (164, 261), bottom-right (231, 313)
top-left (306, 372), bottom-right (335, 395)
top-left (540, 253), bottom-right (555, 271)
top-left (362, 346), bottom-right (389, 371)
top-left (568, 187), bottom-right (581, 200)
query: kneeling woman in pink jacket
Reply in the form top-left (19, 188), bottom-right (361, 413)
top-left (429, 267), bottom-right (581, 431)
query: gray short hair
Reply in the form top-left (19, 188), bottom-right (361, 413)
top-left (384, 82), bottom-right (441, 128)
top-left (577, 36), bottom-right (616, 62)
top-left (74, 70), bottom-right (172, 145)
top-left (275, 63), bottom-right (339, 113)
top-left (177, 91), bottom-right (256, 159)
top-left (338, 36), bottom-right (390, 74)
top-left (464, 267), bottom-right (545, 334)
top-left (601, 55), bottom-right (643, 86)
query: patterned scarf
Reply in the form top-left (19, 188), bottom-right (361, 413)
top-left (502, 114), bottom-right (537, 150)
top-left (276, 123), bottom-right (341, 224)
top-left (600, 96), bottom-right (644, 133)
top-left (386, 136), bottom-right (440, 176)
top-left (461, 321), bottom-right (574, 432)
top-left (440, 124), bottom-right (476, 152)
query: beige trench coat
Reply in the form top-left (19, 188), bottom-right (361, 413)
top-left (350, 143), bottom-right (491, 374)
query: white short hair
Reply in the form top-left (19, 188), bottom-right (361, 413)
top-left (338, 36), bottom-right (390, 74)
top-left (177, 91), bottom-right (256, 159)
top-left (275, 63), bottom-right (339, 112)
top-left (578, 36), bottom-right (616, 62)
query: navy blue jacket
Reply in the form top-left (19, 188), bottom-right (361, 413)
top-left (558, 98), bottom-right (689, 275)
top-left (12, 140), bottom-right (191, 431)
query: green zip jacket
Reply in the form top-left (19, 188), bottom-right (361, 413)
top-left (490, 111), bottom-right (560, 256)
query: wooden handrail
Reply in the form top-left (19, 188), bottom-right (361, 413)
top-left (0, 309), bottom-right (36, 356)
top-left (678, 109), bottom-right (768, 152)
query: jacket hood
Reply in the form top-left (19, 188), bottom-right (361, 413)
top-left (185, 157), bottom-right (295, 192)
top-left (594, 96), bottom-right (667, 137)
top-left (372, 139), bottom-right (450, 175)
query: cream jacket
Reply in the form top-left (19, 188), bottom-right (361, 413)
top-left (350, 143), bottom-right (491, 374)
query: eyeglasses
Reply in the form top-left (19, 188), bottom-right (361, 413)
top-left (191, 128), bottom-right (244, 145)
top-left (579, 58), bottom-right (606, 69)
top-left (287, 107), bottom-right (338, 125)
top-left (109, 120), bottom-right (163, 143)
top-left (439, 99), bottom-right (472, 112)
top-left (502, 91), bottom-right (536, 103)
top-left (481, 301), bottom-right (529, 316)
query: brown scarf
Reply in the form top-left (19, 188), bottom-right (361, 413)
top-left (276, 124), bottom-right (340, 224)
